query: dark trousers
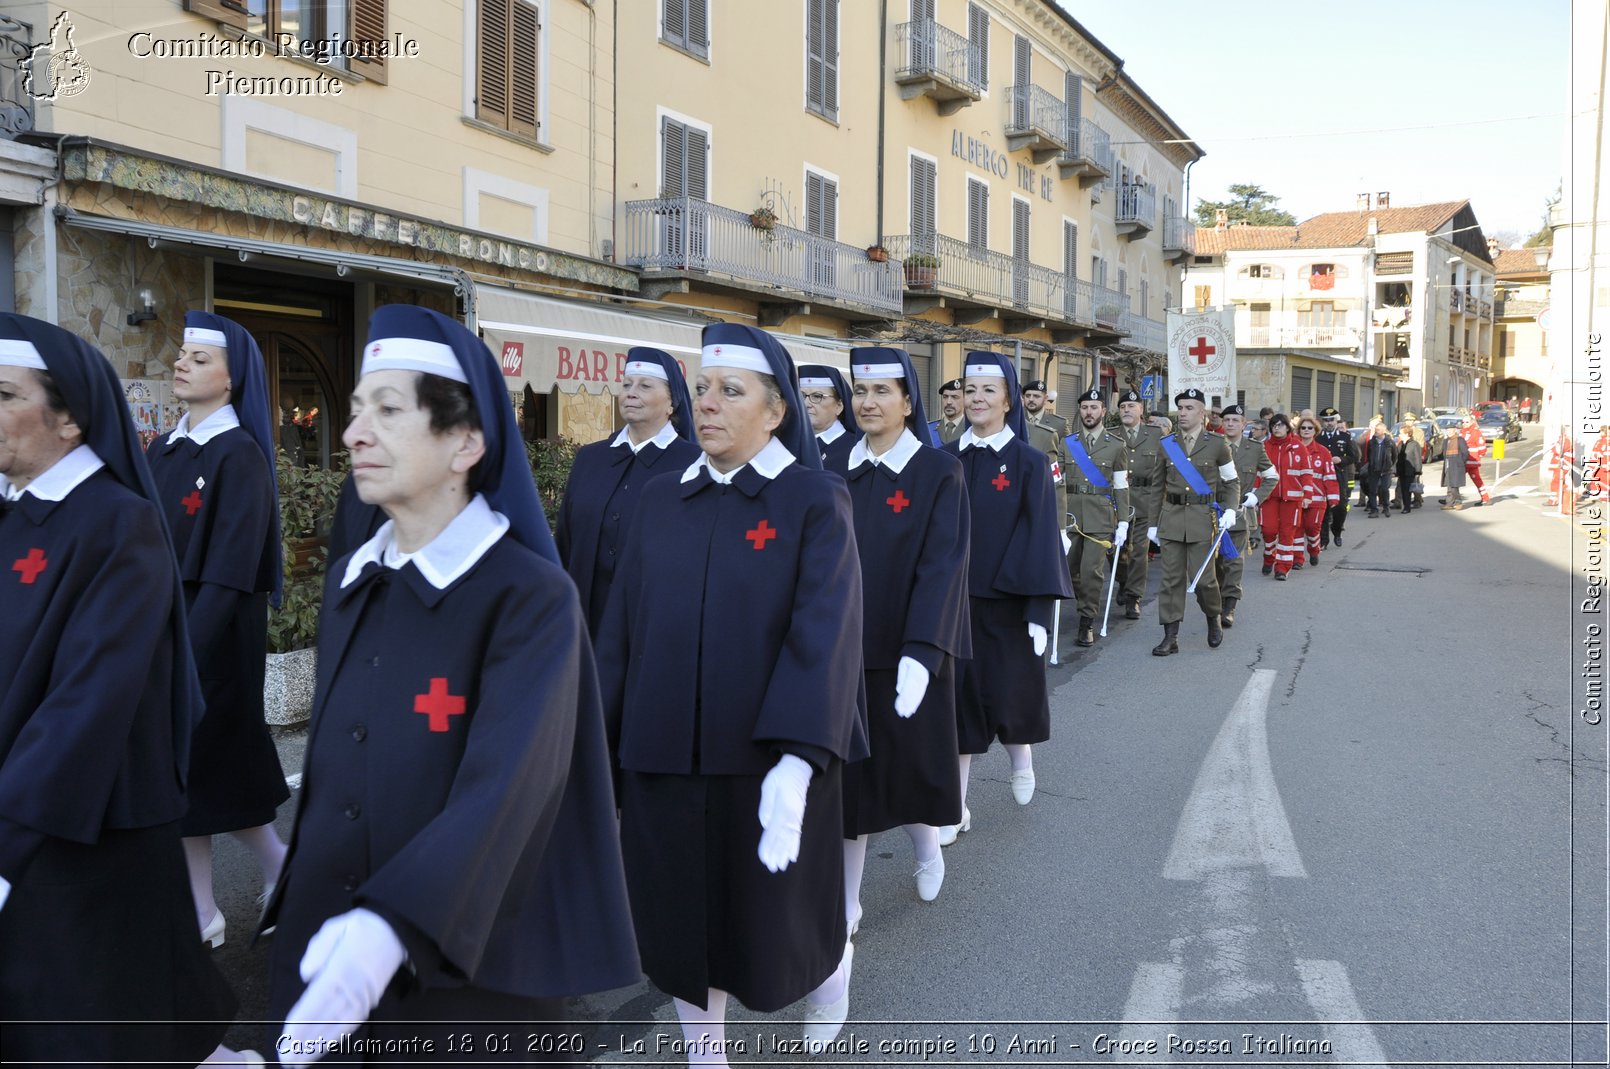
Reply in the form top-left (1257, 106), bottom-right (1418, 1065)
top-left (1395, 474), bottom-right (1416, 511)
top-left (1364, 472), bottom-right (1393, 513)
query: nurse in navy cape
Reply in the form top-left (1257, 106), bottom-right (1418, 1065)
top-left (144, 310), bottom-right (289, 949)
top-left (596, 322), bottom-right (867, 1061)
top-left (939, 351), bottom-right (1072, 844)
top-left (556, 346), bottom-right (701, 635)
top-left (0, 314), bottom-right (236, 1063)
top-left (265, 305), bottom-right (637, 1063)
top-left (799, 362), bottom-right (860, 474)
top-left (839, 347), bottom-right (971, 930)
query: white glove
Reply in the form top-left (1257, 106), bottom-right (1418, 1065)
top-left (894, 656), bottom-right (930, 718)
top-left (1242, 491), bottom-right (1258, 508)
top-left (281, 908), bottom-right (406, 1065)
top-left (757, 754), bottom-right (812, 873)
top-left (1061, 530), bottom-right (1072, 554)
top-left (1218, 508), bottom-right (1237, 531)
top-left (0, 873), bottom-right (9, 914)
top-left (1028, 622), bottom-right (1048, 656)
top-left (1147, 526), bottom-right (1159, 545)
top-left (1113, 521), bottom-right (1129, 548)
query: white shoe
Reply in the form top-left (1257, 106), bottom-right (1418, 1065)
top-left (802, 943), bottom-right (854, 1053)
top-left (1010, 769), bottom-right (1036, 805)
top-left (847, 902), bottom-right (862, 938)
top-left (937, 808), bottom-right (971, 847)
top-left (914, 854), bottom-right (945, 901)
top-left (200, 908), bottom-right (226, 949)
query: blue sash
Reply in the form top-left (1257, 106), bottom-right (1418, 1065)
top-left (1063, 433), bottom-right (1110, 490)
top-left (927, 420), bottom-right (942, 448)
top-left (1161, 434), bottom-right (1239, 559)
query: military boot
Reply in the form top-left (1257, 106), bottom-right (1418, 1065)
top-left (1221, 596), bottom-right (1237, 628)
top-left (1206, 612), bottom-right (1224, 648)
top-left (1151, 621), bottom-right (1180, 656)
top-left (1075, 616), bottom-right (1095, 647)
top-left (1124, 598), bottom-right (1142, 620)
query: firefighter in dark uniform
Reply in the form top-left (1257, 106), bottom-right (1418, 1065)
top-left (1062, 387), bottom-right (1130, 647)
top-left (1021, 378), bottom-right (1071, 534)
top-left (1114, 388), bottom-right (1163, 620)
top-left (1213, 404), bottom-right (1276, 628)
top-left (929, 378), bottom-right (966, 445)
top-left (1149, 389), bottom-right (1240, 656)
top-left (1316, 406), bottom-right (1358, 548)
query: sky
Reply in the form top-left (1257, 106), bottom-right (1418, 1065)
top-left (1053, 0), bottom-right (1571, 244)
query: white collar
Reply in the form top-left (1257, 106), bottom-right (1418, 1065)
top-left (958, 424), bottom-right (1016, 451)
top-left (816, 421), bottom-right (846, 445)
top-left (167, 404), bottom-right (240, 446)
top-left (681, 435), bottom-right (796, 485)
top-left (611, 420), bottom-right (681, 454)
top-left (340, 493), bottom-right (510, 590)
top-left (2, 444), bottom-right (105, 502)
top-left (848, 427), bottom-right (921, 475)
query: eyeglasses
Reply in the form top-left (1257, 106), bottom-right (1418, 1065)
top-left (801, 392), bottom-right (835, 405)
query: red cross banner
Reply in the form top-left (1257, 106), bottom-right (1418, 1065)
top-left (1166, 307), bottom-right (1237, 407)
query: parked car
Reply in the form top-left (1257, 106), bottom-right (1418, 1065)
top-left (1476, 406), bottom-right (1522, 443)
top-left (1473, 400), bottom-right (1509, 417)
top-left (1396, 418), bottom-right (1442, 464)
top-left (1424, 406), bottom-right (1472, 422)
top-left (1426, 415), bottom-right (1465, 461)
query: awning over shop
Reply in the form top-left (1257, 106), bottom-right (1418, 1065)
top-left (476, 286), bottom-right (849, 395)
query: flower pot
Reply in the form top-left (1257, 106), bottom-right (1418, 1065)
top-left (264, 647), bottom-right (317, 725)
top-left (750, 212), bottom-right (777, 231)
top-left (866, 245), bottom-right (889, 263)
top-left (904, 264), bottom-right (937, 289)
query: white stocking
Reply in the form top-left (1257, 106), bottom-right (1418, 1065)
top-left (230, 823), bottom-right (288, 891)
top-left (904, 823), bottom-right (940, 865)
top-left (843, 835), bottom-right (868, 926)
top-left (673, 989), bottom-right (730, 1067)
top-left (1004, 743), bottom-right (1033, 773)
top-left (957, 753), bottom-right (973, 804)
top-left (183, 836), bottom-right (216, 925)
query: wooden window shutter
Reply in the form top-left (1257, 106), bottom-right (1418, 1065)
top-left (685, 126), bottom-right (708, 200)
top-left (913, 0), bottom-right (935, 21)
top-left (911, 157), bottom-right (936, 241)
top-left (662, 118), bottom-right (685, 198)
top-left (806, 0), bottom-right (826, 114)
top-left (686, 0), bottom-right (709, 56)
top-left (1063, 220), bottom-right (1077, 278)
top-left (823, 0), bottom-right (839, 118)
top-left (1065, 70), bottom-right (1081, 148)
top-left (807, 172), bottom-right (824, 234)
top-left (183, 0), bottom-right (248, 32)
top-left (968, 180), bottom-right (988, 250)
top-left (822, 178), bottom-right (838, 239)
top-left (1012, 36), bottom-right (1029, 127)
top-left (509, 0), bottom-right (540, 138)
top-left (477, 0), bottom-right (509, 128)
top-left (1118, 267), bottom-right (1128, 305)
top-left (1012, 199), bottom-right (1029, 261)
top-left (665, 0), bottom-right (685, 45)
top-left (351, 0), bottom-right (388, 84)
top-left (968, 4), bottom-right (988, 89)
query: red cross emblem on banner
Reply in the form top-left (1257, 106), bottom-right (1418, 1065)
top-left (12, 548), bottom-right (47, 584)
top-left (1188, 337), bottom-right (1216, 366)
top-left (886, 490), bottom-right (910, 513)
top-left (414, 677), bottom-right (466, 732)
top-left (991, 472), bottom-right (1011, 492)
top-left (745, 520), bottom-right (778, 550)
top-left (181, 490), bottom-right (204, 516)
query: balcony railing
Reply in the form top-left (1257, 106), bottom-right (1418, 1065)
top-left (0, 16), bottom-right (34, 139)
top-left (1372, 306), bottom-right (1412, 329)
top-left (1449, 290), bottom-right (1464, 313)
top-left (1162, 214), bottom-right (1195, 257)
top-left (894, 20), bottom-right (984, 112)
top-left (621, 198), bottom-right (904, 315)
top-left (1005, 84), bottom-right (1068, 162)
top-left (1247, 328), bottom-right (1362, 349)
top-left (1118, 311), bottom-right (1166, 353)
top-left (1057, 117), bottom-right (1111, 184)
top-left (1477, 297), bottom-right (1493, 318)
top-left (1116, 184), bottom-right (1156, 238)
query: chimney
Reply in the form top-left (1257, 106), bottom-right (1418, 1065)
top-left (1357, 192), bottom-right (1371, 211)
top-left (1367, 218), bottom-right (1379, 238)
top-left (1377, 191), bottom-right (1390, 208)
top-left (1486, 237), bottom-right (1500, 260)
top-left (1214, 208), bottom-right (1228, 230)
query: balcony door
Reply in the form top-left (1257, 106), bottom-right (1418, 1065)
top-left (1011, 198), bottom-right (1030, 308)
top-left (1012, 35), bottom-right (1030, 128)
top-left (910, 0), bottom-right (936, 70)
top-left (660, 116), bottom-right (709, 267)
top-left (910, 155), bottom-right (937, 257)
top-left (1062, 220), bottom-right (1079, 320)
top-left (806, 170), bottom-right (838, 291)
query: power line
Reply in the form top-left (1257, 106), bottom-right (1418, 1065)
top-left (1110, 111), bottom-right (1567, 148)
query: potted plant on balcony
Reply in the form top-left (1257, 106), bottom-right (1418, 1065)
top-left (904, 252), bottom-right (940, 289)
top-left (866, 243), bottom-right (889, 263)
top-left (749, 205), bottom-right (779, 231)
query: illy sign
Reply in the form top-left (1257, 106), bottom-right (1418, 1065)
top-left (500, 341), bottom-right (524, 378)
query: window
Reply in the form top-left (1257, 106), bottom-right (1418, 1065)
top-left (1301, 301), bottom-right (1336, 329)
top-left (1011, 197), bottom-right (1030, 305)
top-left (192, 0), bottom-right (389, 82)
top-left (967, 177), bottom-right (988, 251)
top-left (477, 0), bottom-right (541, 139)
top-left (909, 154), bottom-right (937, 248)
top-left (1316, 370), bottom-right (1335, 413)
top-left (1250, 302), bottom-right (1270, 346)
top-left (1065, 71), bottom-right (1082, 148)
top-left (1011, 35), bottom-right (1030, 128)
top-left (662, 0), bottom-right (709, 59)
top-left (1291, 366), bottom-right (1312, 412)
top-left (1117, 268), bottom-right (1128, 310)
top-left (806, 169), bottom-right (838, 289)
top-left (660, 115), bottom-right (709, 260)
top-left (1309, 263), bottom-right (1336, 290)
top-left (1246, 263), bottom-right (1280, 279)
top-left (1338, 374), bottom-right (1356, 423)
top-left (1139, 280), bottom-right (1149, 318)
top-left (1194, 284), bottom-right (1212, 310)
top-left (1062, 220), bottom-right (1078, 319)
top-left (967, 3), bottom-right (989, 89)
top-left (806, 0), bottom-right (840, 122)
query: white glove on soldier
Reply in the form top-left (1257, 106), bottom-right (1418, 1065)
top-left (757, 754), bottom-right (812, 873)
top-left (1147, 526), bottom-right (1159, 545)
top-left (894, 656), bottom-right (930, 718)
top-left (1113, 521), bottom-right (1129, 548)
top-left (1027, 622), bottom-right (1048, 656)
top-left (0, 874), bottom-right (9, 914)
top-left (1242, 491), bottom-right (1258, 509)
top-left (1061, 530), bottom-right (1072, 554)
top-left (281, 908), bottom-right (406, 1065)
top-left (1218, 508), bottom-right (1237, 531)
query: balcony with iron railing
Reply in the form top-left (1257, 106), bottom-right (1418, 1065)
top-left (620, 198), bottom-right (904, 319)
top-left (1057, 117), bottom-right (1111, 186)
top-left (1116, 184), bottom-right (1156, 240)
top-left (884, 231), bottom-right (1126, 338)
top-left (0, 16), bottom-right (34, 139)
top-left (1247, 327), bottom-right (1363, 350)
top-left (1005, 84), bottom-right (1067, 164)
top-left (1449, 289), bottom-right (1465, 314)
top-left (1162, 214), bottom-right (1195, 260)
top-left (894, 20), bottom-right (984, 115)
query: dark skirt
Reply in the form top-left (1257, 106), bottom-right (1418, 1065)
top-left (182, 590), bottom-right (290, 835)
top-left (619, 767), bottom-right (846, 1012)
top-left (842, 662), bottom-right (962, 835)
top-left (0, 822), bottom-right (236, 1064)
top-left (955, 597), bottom-right (1050, 753)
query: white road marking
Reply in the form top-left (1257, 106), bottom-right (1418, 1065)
top-left (1115, 961), bottom-right (1184, 1062)
top-left (1162, 669), bottom-right (1305, 880)
top-left (1295, 958), bottom-right (1391, 1068)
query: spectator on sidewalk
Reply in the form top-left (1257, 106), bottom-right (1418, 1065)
top-left (1361, 421), bottom-right (1398, 518)
top-left (1395, 421), bottom-right (1424, 514)
top-left (1440, 429), bottom-right (1471, 509)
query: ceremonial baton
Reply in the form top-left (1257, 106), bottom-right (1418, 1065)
top-left (1098, 536), bottom-right (1122, 637)
top-left (1185, 529), bottom-right (1225, 595)
top-left (1049, 598), bottom-right (1061, 665)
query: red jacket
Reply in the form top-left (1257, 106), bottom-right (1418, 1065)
top-left (1301, 440), bottom-right (1340, 508)
top-left (1260, 435), bottom-right (1307, 528)
top-left (1462, 421), bottom-right (1487, 463)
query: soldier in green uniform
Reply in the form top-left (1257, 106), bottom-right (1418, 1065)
top-left (931, 377), bottom-right (966, 444)
top-left (1149, 388), bottom-right (1241, 656)
top-left (1062, 387), bottom-right (1131, 647)
top-left (1022, 378), bottom-right (1072, 534)
top-left (1213, 404), bottom-right (1276, 628)
top-left (1114, 388), bottom-right (1163, 620)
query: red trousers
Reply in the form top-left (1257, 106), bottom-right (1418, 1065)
top-left (1302, 504), bottom-right (1326, 561)
top-left (1465, 462), bottom-right (1488, 499)
top-left (1261, 499), bottom-right (1304, 575)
